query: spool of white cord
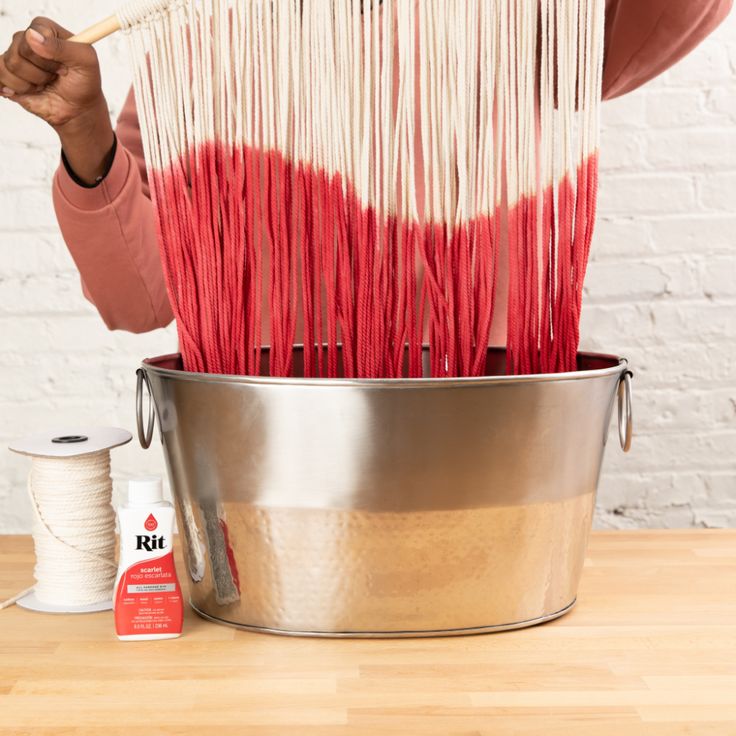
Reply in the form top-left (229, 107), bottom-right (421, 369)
top-left (4, 428), bottom-right (132, 613)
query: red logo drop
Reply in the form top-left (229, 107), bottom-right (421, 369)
top-left (144, 513), bottom-right (158, 531)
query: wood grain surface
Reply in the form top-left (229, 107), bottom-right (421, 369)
top-left (1, 530), bottom-right (735, 735)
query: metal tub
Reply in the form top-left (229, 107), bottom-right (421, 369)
top-left (136, 347), bottom-right (632, 637)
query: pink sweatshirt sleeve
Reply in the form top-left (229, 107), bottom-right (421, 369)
top-left (603, 0), bottom-right (732, 99)
top-left (52, 88), bottom-right (173, 333)
top-left (52, 2), bottom-right (731, 335)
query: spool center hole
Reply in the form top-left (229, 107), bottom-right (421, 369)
top-left (52, 435), bottom-right (89, 444)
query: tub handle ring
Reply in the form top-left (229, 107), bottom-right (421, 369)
top-left (136, 368), bottom-right (155, 449)
top-left (618, 370), bottom-right (633, 453)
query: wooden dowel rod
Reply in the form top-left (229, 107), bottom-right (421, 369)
top-left (69, 15), bottom-right (121, 45)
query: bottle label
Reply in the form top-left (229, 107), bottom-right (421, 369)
top-left (114, 550), bottom-right (183, 636)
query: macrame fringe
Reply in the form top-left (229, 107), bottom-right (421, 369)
top-left (123, 0), bottom-right (605, 378)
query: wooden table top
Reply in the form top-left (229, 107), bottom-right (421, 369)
top-left (1, 530), bottom-right (735, 735)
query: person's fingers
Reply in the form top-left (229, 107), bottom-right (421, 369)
top-left (27, 17), bottom-right (73, 42)
top-left (19, 29), bottom-right (61, 74)
top-left (0, 55), bottom-right (38, 95)
top-left (0, 25), bottom-right (60, 96)
top-left (3, 37), bottom-right (56, 87)
top-left (3, 57), bottom-right (54, 89)
top-left (26, 18), bottom-right (96, 69)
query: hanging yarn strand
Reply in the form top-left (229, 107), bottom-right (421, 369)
top-left (121, 0), bottom-right (605, 378)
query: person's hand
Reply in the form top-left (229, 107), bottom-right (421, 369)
top-left (0, 17), bottom-right (103, 129)
top-left (0, 17), bottom-right (115, 184)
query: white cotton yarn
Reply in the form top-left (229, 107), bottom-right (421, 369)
top-left (117, 0), bottom-right (175, 31)
top-left (26, 452), bottom-right (118, 607)
top-left (3, 428), bottom-right (132, 613)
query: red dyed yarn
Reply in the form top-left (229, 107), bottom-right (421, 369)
top-left (150, 145), bottom-right (598, 379)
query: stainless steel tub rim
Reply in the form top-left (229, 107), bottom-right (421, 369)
top-left (137, 346), bottom-right (628, 386)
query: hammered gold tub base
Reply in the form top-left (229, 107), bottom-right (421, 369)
top-left (188, 493), bottom-right (595, 634)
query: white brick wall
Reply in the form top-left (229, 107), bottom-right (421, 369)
top-left (0, 2), bottom-right (734, 532)
top-left (586, 10), bottom-right (736, 528)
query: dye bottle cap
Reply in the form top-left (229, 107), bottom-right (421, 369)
top-left (128, 476), bottom-right (164, 506)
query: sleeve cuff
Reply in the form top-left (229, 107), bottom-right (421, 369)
top-left (55, 138), bottom-right (133, 212)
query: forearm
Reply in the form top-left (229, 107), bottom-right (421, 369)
top-left (55, 97), bottom-right (115, 185)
